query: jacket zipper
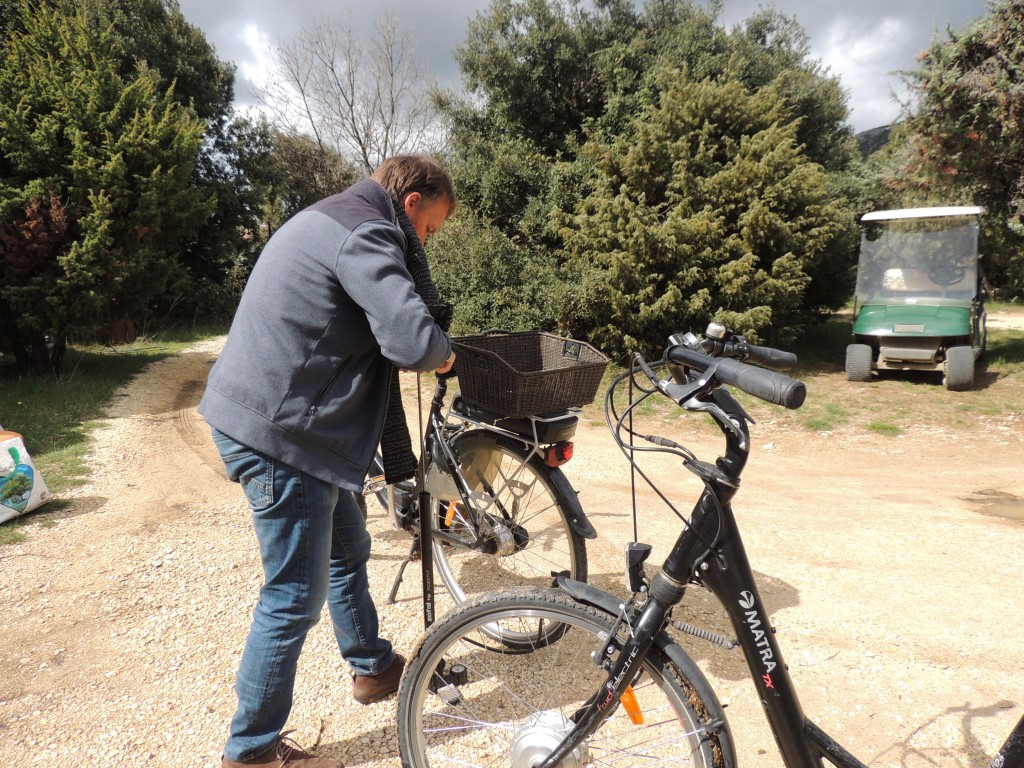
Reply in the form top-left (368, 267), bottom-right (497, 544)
top-left (306, 365), bottom-right (344, 417)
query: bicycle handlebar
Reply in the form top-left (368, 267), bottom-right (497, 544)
top-left (697, 338), bottom-right (798, 372)
top-left (732, 341), bottom-right (798, 372)
top-left (666, 345), bottom-right (807, 410)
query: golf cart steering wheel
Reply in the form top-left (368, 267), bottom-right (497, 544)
top-left (928, 264), bottom-right (966, 286)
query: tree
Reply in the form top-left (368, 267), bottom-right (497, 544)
top-left (90, 0), bottom-right (278, 308)
top-left (886, 0), bottom-right (1024, 297)
top-left (0, 2), bottom-right (208, 375)
top-left (90, 0), bottom-right (234, 123)
top-left (254, 10), bottom-right (440, 174)
top-left (428, 212), bottom-right (566, 336)
top-left (448, 1), bottom-right (853, 168)
top-left (434, 0), bottom-right (858, 341)
top-left (726, 9), bottom-right (855, 172)
top-left (557, 75), bottom-right (848, 357)
top-left (177, 110), bottom-right (278, 322)
top-left (455, 0), bottom-right (638, 157)
top-left (261, 129), bottom-right (360, 235)
top-left (1, 0), bottom-right (279, 353)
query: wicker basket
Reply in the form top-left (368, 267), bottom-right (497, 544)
top-left (452, 331), bottom-right (609, 418)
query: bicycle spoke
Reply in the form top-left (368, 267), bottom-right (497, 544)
top-left (431, 437), bottom-right (587, 628)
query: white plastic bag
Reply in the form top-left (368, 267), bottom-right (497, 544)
top-left (0, 430), bottom-right (51, 523)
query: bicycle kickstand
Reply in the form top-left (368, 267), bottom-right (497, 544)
top-left (386, 535), bottom-right (421, 604)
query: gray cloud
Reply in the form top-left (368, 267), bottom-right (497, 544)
top-left (717, 0), bottom-right (989, 130)
top-left (176, 0), bottom-right (990, 133)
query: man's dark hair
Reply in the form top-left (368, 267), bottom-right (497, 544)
top-left (372, 155), bottom-right (456, 213)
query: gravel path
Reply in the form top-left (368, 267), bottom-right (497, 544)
top-left (1, 331), bottom-right (1022, 767)
top-left (1, 339), bottom-right (444, 767)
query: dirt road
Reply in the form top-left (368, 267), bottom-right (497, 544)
top-left (1, 324), bottom-right (1022, 767)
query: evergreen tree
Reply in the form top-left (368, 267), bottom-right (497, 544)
top-left (0, 2), bottom-right (207, 374)
top-left (436, 0), bottom-right (858, 343)
top-left (90, 0), bottom-right (277, 311)
top-left (887, 0), bottom-right (1024, 297)
top-left (558, 75), bottom-right (847, 356)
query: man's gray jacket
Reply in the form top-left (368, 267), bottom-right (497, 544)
top-left (199, 179), bottom-right (452, 491)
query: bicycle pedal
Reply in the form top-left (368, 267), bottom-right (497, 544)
top-left (428, 661), bottom-right (466, 704)
top-left (362, 474), bottom-right (386, 495)
top-left (433, 682), bottom-right (462, 706)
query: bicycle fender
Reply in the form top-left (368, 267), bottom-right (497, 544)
top-left (546, 468), bottom-right (597, 540)
top-left (659, 640), bottom-right (737, 768)
top-left (556, 576), bottom-right (737, 767)
top-left (556, 575), bottom-right (622, 614)
top-left (564, 504), bottom-right (597, 540)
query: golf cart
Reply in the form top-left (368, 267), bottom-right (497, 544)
top-left (846, 206), bottom-right (986, 391)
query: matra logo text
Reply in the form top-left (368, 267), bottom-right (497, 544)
top-left (739, 590), bottom-right (776, 689)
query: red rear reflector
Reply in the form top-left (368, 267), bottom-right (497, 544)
top-left (544, 441), bottom-right (573, 467)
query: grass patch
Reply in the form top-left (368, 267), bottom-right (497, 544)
top-left (986, 333), bottom-right (1024, 371)
top-left (866, 421), bottom-right (902, 436)
top-left (0, 520), bottom-right (27, 545)
top-left (802, 402), bottom-right (848, 432)
top-left (1, 325), bottom-right (225, 541)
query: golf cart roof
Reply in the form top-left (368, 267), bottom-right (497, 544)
top-left (861, 206), bottom-right (985, 222)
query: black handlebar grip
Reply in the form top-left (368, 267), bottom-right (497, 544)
top-left (667, 346), bottom-right (806, 409)
top-left (739, 343), bottom-right (798, 372)
top-left (714, 358), bottom-right (806, 409)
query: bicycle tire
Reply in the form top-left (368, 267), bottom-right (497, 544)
top-left (397, 587), bottom-right (726, 768)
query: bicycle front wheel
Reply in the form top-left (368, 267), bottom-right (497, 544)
top-left (397, 588), bottom-right (725, 768)
top-left (433, 432), bottom-right (588, 604)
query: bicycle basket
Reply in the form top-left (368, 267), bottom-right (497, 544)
top-left (452, 331), bottom-right (609, 418)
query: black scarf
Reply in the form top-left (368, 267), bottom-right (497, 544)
top-left (379, 201), bottom-right (452, 484)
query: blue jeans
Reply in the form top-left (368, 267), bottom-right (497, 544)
top-left (212, 428), bottom-right (395, 762)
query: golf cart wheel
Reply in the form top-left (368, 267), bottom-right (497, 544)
top-left (845, 343), bottom-right (873, 382)
top-left (944, 345), bottom-right (974, 391)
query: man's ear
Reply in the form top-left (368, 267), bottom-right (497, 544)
top-left (403, 191), bottom-right (422, 214)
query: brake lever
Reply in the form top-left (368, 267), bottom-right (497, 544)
top-left (682, 396), bottom-right (748, 450)
top-left (634, 352), bottom-right (711, 405)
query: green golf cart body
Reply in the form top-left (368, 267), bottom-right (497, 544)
top-left (846, 206), bottom-right (986, 391)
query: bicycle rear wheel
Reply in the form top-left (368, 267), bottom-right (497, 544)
top-left (397, 587), bottom-right (726, 768)
top-left (433, 432), bottom-right (587, 600)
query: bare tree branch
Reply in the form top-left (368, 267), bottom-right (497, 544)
top-left (251, 10), bottom-right (440, 175)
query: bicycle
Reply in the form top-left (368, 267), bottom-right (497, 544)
top-left (363, 331), bottom-right (606, 632)
top-left (395, 323), bottom-right (1024, 768)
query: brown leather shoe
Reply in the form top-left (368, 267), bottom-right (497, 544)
top-left (351, 654), bottom-right (406, 705)
top-left (221, 732), bottom-right (342, 767)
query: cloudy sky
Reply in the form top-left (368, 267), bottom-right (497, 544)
top-left (175, 0), bottom-right (990, 135)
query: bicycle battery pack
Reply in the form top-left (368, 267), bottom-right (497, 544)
top-left (452, 397), bottom-right (578, 444)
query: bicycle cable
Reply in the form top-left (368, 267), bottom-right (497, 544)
top-left (604, 362), bottom-right (726, 563)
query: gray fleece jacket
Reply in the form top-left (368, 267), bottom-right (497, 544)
top-left (198, 179), bottom-right (451, 491)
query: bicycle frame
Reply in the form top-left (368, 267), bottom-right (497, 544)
top-left (659, 394), bottom-right (834, 767)
top-left (540, 362), bottom-right (1024, 768)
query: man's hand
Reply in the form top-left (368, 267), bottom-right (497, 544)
top-left (435, 350), bottom-right (456, 375)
